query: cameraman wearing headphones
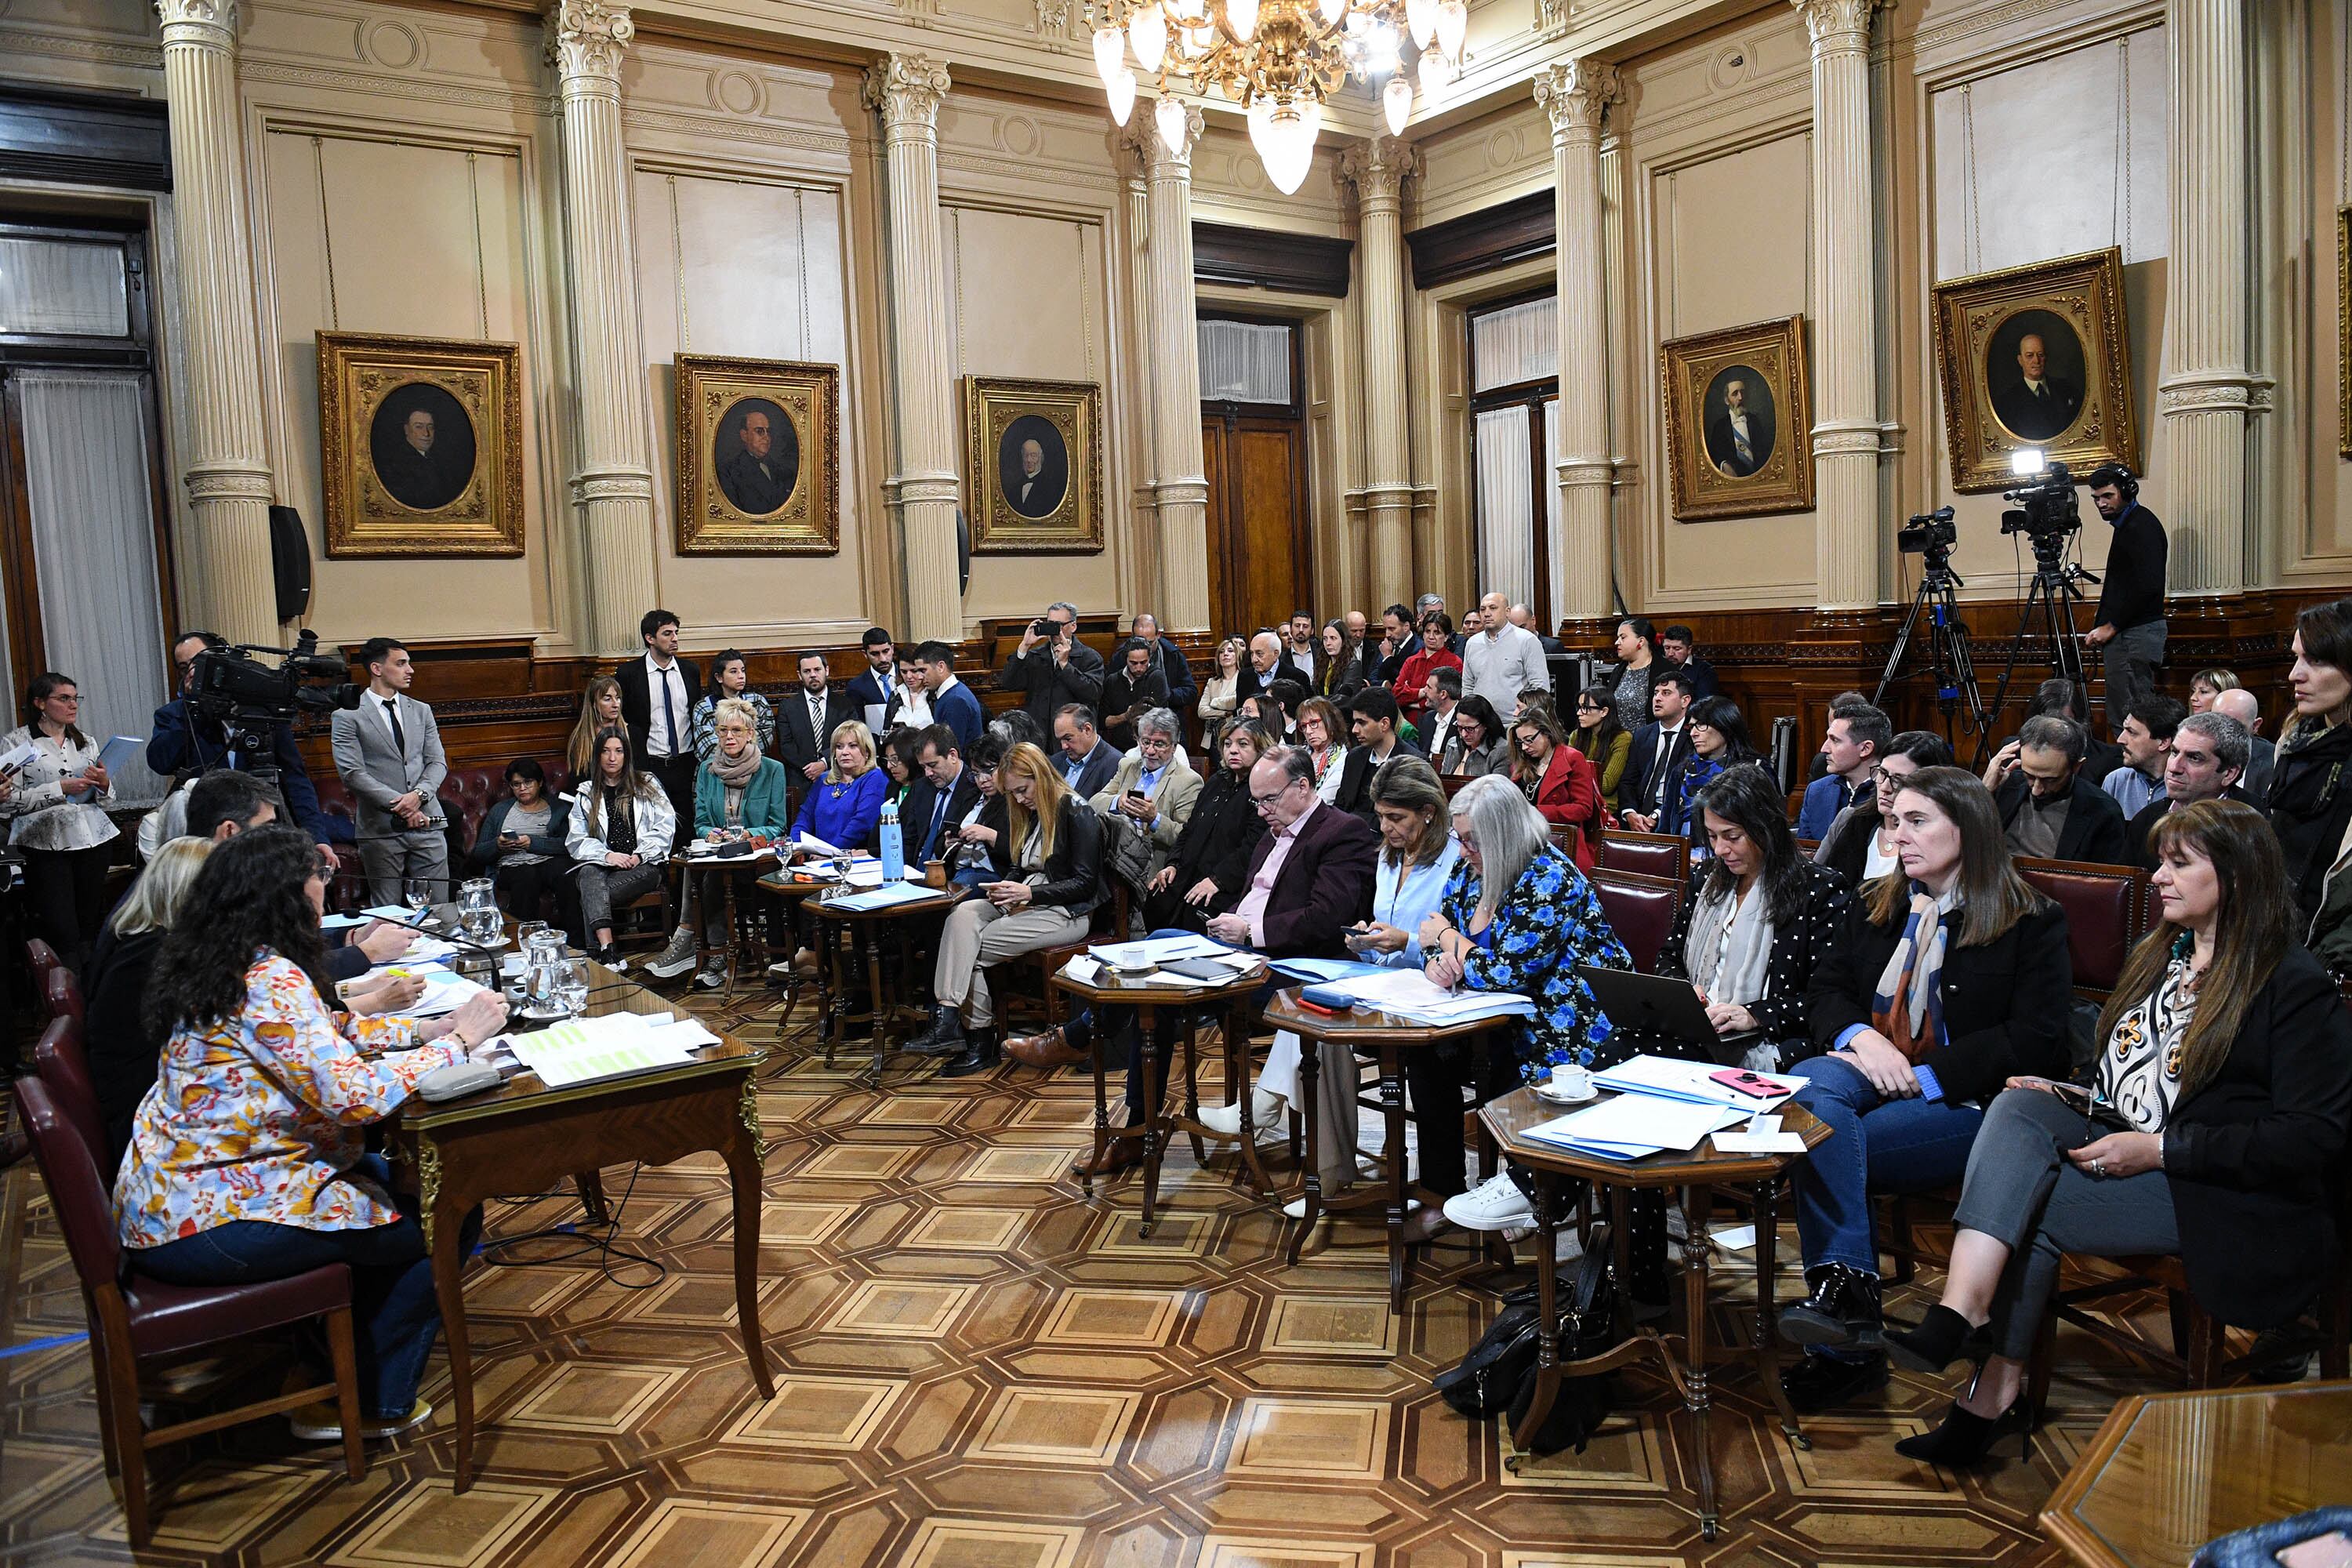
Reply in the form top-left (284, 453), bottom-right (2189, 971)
top-left (2082, 463), bottom-right (2168, 735)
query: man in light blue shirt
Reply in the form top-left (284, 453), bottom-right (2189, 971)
top-left (2101, 696), bottom-right (2184, 820)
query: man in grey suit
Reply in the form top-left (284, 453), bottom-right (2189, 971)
top-left (331, 635), bottom-right (450, 905)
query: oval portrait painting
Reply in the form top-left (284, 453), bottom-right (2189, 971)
top-left (1701, 365), bottom-right (1776, 479)
top-left (368, 383), bottom-right (477, 512)
top-left (1985, 307), bottom-right (2087, 443)
top-left (998, 415), bottom-right (1069, 520)
top-left (713, 397), bottom-right (800, 517)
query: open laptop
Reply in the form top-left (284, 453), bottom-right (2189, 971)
top-left (1574, 965), bottom-right (1761, 1067)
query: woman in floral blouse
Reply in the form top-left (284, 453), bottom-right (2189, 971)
top-left (114, 826), bottom-right (510, 1441)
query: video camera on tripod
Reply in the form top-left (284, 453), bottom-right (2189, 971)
top-left (185, 630), bottom-right (364, 782)
top-left (1999, 455), bottom-right (2084, 551)
top-left (1977, 449), bottom-right (2100, 764)
top-left (1877, 506), bottom-right (1985, 741)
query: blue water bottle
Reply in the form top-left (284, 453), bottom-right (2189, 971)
top-left (878, 798), bottom-right (905, 882)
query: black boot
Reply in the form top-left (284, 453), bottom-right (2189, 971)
top-left (1781, 1264), bottom-right (1884, 1349)
top-left (1780, 1349), bottom-right (1889, 1414)
top-left (1893, 1399), bottom-right (2031, 1466)
top-left (1886, 1305), bottom-right (1992, 1374)
top-left (941, 1031), bottom-right (1001, 1080)
top-left (906, 1005), bottom-right (966, 1056)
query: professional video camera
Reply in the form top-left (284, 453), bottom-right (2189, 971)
top-left (185, 630), bottom-right (363, 781)
top-left (1897, 506), bottom-right (1957, 559)
top-left (1999, 455), bottom-right (2082, 546)
top-left (1980, 451), bottom-right (2099, 764)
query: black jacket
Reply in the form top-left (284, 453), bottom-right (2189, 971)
top-left (2153, 945), bottom-right (2352, 1328)
top-left (1657, 860), bottom-right (1854, 1060)
top-left (1807, 895), bottom-right (2074, 1104)
top-left (1165, 768), bottom-right (1267, 908)
top-left (2092, 503), bottom-right (2168, 631)
top-left (1330, 742), bottom-right (1419, 826)
top-left (775, 688), bottom-right (857, 781)
top-left (1097, 670), bottom-right (1167, 752)
top-left (1624, 720), bottom-right (1692, 821)
top-left (902, 768), bottom-right (982, 864)
top-left (1001, 794), bottom-right (1105, 919)
top-left (2124, 787), bottom-right (2249, 869)
top-left (996, 641), bottom-right (1105, 731)
top-left (1994, 770), bottom-right (2130, 866)
top-left (1813, 800), bottom-right (1882, 890)
top-left (85, 925), bottom-right (167, 1171)
top-left (2267, 718), bottom-right (2352, 927)
top-left (615, 655), bottom-right (703, 768)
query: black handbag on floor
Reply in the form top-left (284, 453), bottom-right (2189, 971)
top-left (1432, 1229), bottom-right (1621, 1455)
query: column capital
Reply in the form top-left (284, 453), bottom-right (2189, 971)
top-left (1122, 103), bottom-right (1203, 172)
top-left (1337, 135), bottom-right (1419, 208)
top-left (154, 0), bottom-right (236, 49)
top-left (863, 53), bottom-right (952, 132)
top-left (1533, 58), bottom-right (1621, 143)
top-left (1791, 0), bottom-right (1888, 55)
top-left (544, 0), bottom-right (633, 82)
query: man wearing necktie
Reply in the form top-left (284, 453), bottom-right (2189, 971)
top-left (1990, 328), bottom-right (2083, 441)
top-left (905, 725), bottom-right (980, 865)
top-left (615, 609), bottom-right (702, 851)
top-left (329, 636), bottom-right (450, 905)
top-left (1704, 374), bottom-right (1775, 479)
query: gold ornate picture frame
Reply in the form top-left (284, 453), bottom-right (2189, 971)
top-left (964, 376), bottom-right (1104, 553)
top-left (1933, 245), bottom-right (2139, 492)
top-left (673, 354), bottom-right (840, 554)
top-left (2338, 206), bottom-right (2350, 459)
top-left (1660, 314), bottom-right (1814, 522)
top-left (317, 331), bottom-right (523, 557)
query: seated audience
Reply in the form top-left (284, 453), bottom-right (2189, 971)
top-left (114, 826), bottom-right (508, 1440)
top-left (1797, 700), bottom-right (1892, 840)
top-left (909, 742), bottom-right (1104, 1080)
top-left (4, 670), bottom-right (118, 971)
top-left (1331, 688), bottom-right (1417, 822)
top-left (1089, 707), bottom-right (1201, 889)
top-left (902, 724), bottom-right (982, 869)
top-left (1428, 775), bottom-right (1632, 1233)
top-left (1983, 715), bottom-right (2131, 865)
top-left (648, 699), bottom-right (792, 988)
top-left (2187, 666), bottom-right (2239, 712)
top-left (1814, 731), bottom-right (1954, 887)
top-left (1658, 625), bottom-right (1720, 698)
top-left (1668, 695), bottom-right (1761, 838)
top-left (2270, 597), bottom-right (2352, 927)
top-left (1052, 704), bottom-right (1121, 800)
top-left (568, 675), bottom-right (626, 782)
top-left (2103, 695), bottom-right (2186, 818)
top-left (1125, 719), bottom-right (1271, 938)
top-left (1884, 800), bottom-right (2352, 1466)
top-left (1294, 697), bottom-right (1348, 801)
top-left (1780, 766), bottom-right (2072, 1414)
top-left (2018, 677), bottom-right (2124, 786)
top-left (1440, 695), bottom-right (1508, 779)
top-left (466, 758), bottom-right (569, 927)
top-left (2212, 686), bottom-right (2274, 804)
top-left (1396, 611), bottom-right (1462, 725)
top-left (689, 649), bottom-right (775, 764)
top-left (791, 718), bottom-right (887, 852)
top-left (878, 725), bottom-right (921, 811)
top-left (565, 727), bottom-right (678, 964)
top-left (2126, 710), bottom-right (2248, 869)
top-left (86, 837), bottom-right (216, 1170)
top-left (1621, 666), bottom-right (1698, 834)
top-left (945, 731), bottom-right (1012, 891)
top-left (1569, 685), bottom-right (1633, 813)
top-left (1316, 619), bottom-right (1367, 702)
top-left (1508, 702), bottom-right (1604, 868)
top-left (1198, 637), bottom-right (1247, 729)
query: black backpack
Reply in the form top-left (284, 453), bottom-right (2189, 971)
top-left (1432, 1229), bottom-right (1621, 1456)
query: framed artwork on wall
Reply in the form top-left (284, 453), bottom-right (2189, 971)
top-left (1659, 314), bottom-right (1814, 522)
top-left (317, 331), bottom-right (523, 557)
top-left (673, 354), bottom-right (840, 554)
top-left (1932, 245), bottom-right (2139, 492)
top-left (964, 376), bottom-right (1104, 553)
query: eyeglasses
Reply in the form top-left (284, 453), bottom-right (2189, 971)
top-left (1250, 784), bottom-right (1297, 807)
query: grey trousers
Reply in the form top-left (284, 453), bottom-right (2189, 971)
top-left (573, 862), bottom-right (664, 939)
top-left (932, 898), bottom-right (1089, 1029)
top-left (1953, 1087), bottom-right (2179, 1360)
top-left (2103, 619), bottom-right (2167, 733)
top-left (360, 825), bottom-right (451, 907)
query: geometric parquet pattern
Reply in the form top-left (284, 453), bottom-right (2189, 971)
top-left (0, 985), bottom-right (2228, 1567)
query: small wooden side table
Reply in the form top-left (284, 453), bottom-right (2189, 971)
top-left (1479, 1085), bottom-right (1830, 1541)
top-left (811, 882), bottom-right (967, 1083)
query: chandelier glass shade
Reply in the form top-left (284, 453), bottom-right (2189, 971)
top-left (1090, 0), bottom-right (1465, 193)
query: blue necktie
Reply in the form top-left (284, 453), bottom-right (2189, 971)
top-left (926, 791), bottom-right (950, 858)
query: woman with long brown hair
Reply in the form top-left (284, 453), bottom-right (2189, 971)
top-left (1885, 800), bottom-right (2352, 1464)
top-left (1777, 765), bottom-right (2074, 1417)
top-left (1507, 702), bottom-right (1603, 869)
top-left (2268, 595), bottom-right (2352, 926)
top-left (568, 676), bottom-right (626, 781)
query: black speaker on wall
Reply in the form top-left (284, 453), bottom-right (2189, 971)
top-left (268, 505), bottom-right (311, 623)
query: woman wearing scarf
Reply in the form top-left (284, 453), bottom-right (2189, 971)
top-left (1780, 765), bottom-right (2072, 1417)
top-left (648, 698), bottom-right (792, 988)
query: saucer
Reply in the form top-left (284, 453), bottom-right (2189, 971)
top-left (1535, 1082), bottom-right (1599, 1105)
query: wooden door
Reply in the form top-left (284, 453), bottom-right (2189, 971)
top-left (1203, 410), bottom-right (1309, 637)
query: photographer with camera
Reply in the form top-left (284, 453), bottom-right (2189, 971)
top-left (996, 601), bottom-right (1104, 732)
top-left (147, 632), bottom-right (342, 845)
top-left (2082, 463), bottom-right (2167, 733)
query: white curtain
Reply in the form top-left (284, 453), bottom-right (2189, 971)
top-left (1474, 405), bottom-right (1535, 608)
top-left (19, 369), bottom-right (170, 804)
top-left (0, 238), bottom-right (129, 336)
top-left (1197, 318), bottom-right (1294, 404)
top-left (1470, 295), bottom-right (1559, 393)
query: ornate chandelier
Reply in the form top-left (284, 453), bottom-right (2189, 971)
top-left (1087, 0), bottom-right (1466, 194)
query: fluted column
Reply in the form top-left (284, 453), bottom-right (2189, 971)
top-left (154, 0), bottom-right (278, 644)
top-left (1130, 108), bottom-right (1211, 633)
top-left (1122, 147), bottom-right (1162, 604)
top-left (548, 0), bottom-right (659, 656)
top-left (1795, 0), bottom-right (1885, 610)
top-left (864, 55), bottom-right (963, 643)
top-left (1339, 136), bottom-right (1419, 609)
top-left (1534, 60), bottom-right (1619, 622)
top-left (2157, 0), bottom-right (2251, 596)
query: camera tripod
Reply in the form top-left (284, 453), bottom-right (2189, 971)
top-left (1875, 546), bottom-right (1988, 749)
top-left (1978, 532), bottom-right (2099, 768)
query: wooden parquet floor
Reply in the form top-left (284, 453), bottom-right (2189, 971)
top-left (0, 988), bottom-right (2225, 1567)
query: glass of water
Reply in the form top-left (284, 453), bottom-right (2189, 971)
top-left (402, 878), bottom-right (434, 921)
top-left (558, 958), bottom-right (591, 1015)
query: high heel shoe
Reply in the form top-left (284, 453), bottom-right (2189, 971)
top-left (1893, 1399), bottom-right (2031, 1467)
top-left (1885, 1305), bottom-right (1994, 1373)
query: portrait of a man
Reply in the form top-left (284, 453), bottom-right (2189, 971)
top-left (713, 397), bottom-right (800, 517)
top-left (998, 416), bottom-right (1069, 520)
top-left (1702, 366), bottom-right (1776, 479)
top-left (1987, 309), bottom-right (2086, 442)
top-left (368, 383), bottom-right (477, 512)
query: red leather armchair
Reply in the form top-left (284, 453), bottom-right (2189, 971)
top-left (1588, 866), bottom-right (1685, 977)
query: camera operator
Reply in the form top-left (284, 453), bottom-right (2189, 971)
top-left (996, 601), bottom-right (1104, 732)
top-left (147, 632), bottom-right (342, 845)
top-left (2082, 463), bottom-right (2167, 734)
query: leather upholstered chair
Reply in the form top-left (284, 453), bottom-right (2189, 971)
top-left (1588, 866), bottom-right (1684, 977)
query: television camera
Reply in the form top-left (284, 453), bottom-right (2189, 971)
top-left (184, 630), bottom-right (363, 783)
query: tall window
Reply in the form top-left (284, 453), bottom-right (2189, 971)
top-left (1467, 292), bottom-right (1561, 628)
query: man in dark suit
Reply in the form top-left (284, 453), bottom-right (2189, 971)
top-left (1621, 667), bottom-right (1697, 833)
top-left (1370, 604), bottom-right (1420, 687)
top-left (1051, 704), bottom-right (1121, 801)
top-left (1330, 687), bottom-right (1421, 825)
top-left (2125, 711), bottom-right (2249, 870)
top-left (1003, 434), bottom-right (1067, 518)
top-left (375, 406), bottom-right (465, 510)
top-left (903, 724), bottom-right (982, 866)
top-left (1985, 714), bottom-right (2130, 865)
top-left (1657, 626), bottom-right (1720, 699)
top-left (996, 601), bottom-right (1104, 731)
top-left (1080, 744), bottom-right (1377, 1177)
top-left (1123, 612), bottom-right (1196, 713)
top-left (1235, 630), bottom-right (1286, 702)
top-left (777, 650), bottom-right (855, 793)
top-left (1704, 376), bottom-right (1774, 478)
top-left (914, 641), bottom-right (986, 752)
top-left (714, 407), bottom-right (797, 515)
top-left (843, 626), bottom-right (898, 733)
top-left (1990, 332), bottom-right (2082, 441)
top-left (615, 608), bottom-right (702, 843)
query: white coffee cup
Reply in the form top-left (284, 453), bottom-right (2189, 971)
top-left (1550, 1062), bottom-right (1592, 1098)
top-left (500, 953), bottom-right (526, 977)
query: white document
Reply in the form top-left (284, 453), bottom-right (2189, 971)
top-left (96, 735), bottom-right (143, 780)
top-left (1711, 1225), bottom-right (1759, 1251)
top-left (647, 1016), bottom-right (720, 1049)
top-left (320, 912), bottom-right (368, 931)
top-left (1063, 955), bottom-right (1103, 985)
top-left (828, 880), bottom-right (935, 912)
top-left (362, 903), bottom-right (423, 923)
top-left (797, 831), bottom-right (843, 856)
top-left (509, 1013), bottom-right (697, 1087)
top-left (394, 967), bottom-right (490, 1018)
top-left (1523, 1095), bottom-right (1744, 1158)
top-left (1711, 1129), bottom-right (1809, 1154)
top-left (1592, 1054), bottom-right (1806, 1111)
top-left (0, 741), bottom-right (34, 775)
top-left (1089, 933), bottom-right (1229, 967)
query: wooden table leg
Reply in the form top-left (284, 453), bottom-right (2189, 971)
top-left (725, 1074), bottom-right (775, 1399)
top-left (573, 1169), bottom-right (608, 1227)
top-left (1508, 1171), bottom-right (1561, 1458)
top-left (1285, 1039), bottom-right (1323, 1266)
top-left (1379, 1042), bottom-right (1409, 1315)
top-left (1224, 1000), bottom-right (1274, 1196)
top-left (1751, 1178), bottom-right (1808, 1447)
top-left (1138, 1004), bottom-right (1163, 1236)
top-left (421, 1138), bottom-right (479, 1493)
top-left (824, 920), bottom-right (850, 1068)
top-left (1080, 1007), bottom-right (1109, 1196)
top-left (862, 927), bottom-right (887, 1085)
top-left (1681, 1181), bottom-right (1719, 1540)
top-left (1179, 1019), bottom-right (1207, 1167)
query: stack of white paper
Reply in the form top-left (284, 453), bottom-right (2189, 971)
top-left (507, 1012), bottom-right (699, 1087)
top-left (390, 967), bottom-right (490, 1018)
top-left (1592, 1054), bottom-right (1807, 1112)
top-left (828, 880), bottom-right (937, 913)
top-left (1302, 967), bottom-right (1537, 1026)
top-left (1269, 957), bottom-right (1385, 984)
top-left (1089, 933), bottom-right (1230, 967)
top-left (1520, 1094), bottom-right (1747, 1161)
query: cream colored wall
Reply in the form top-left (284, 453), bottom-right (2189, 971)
top-left (2286, 0), bottom-right (2352, 579)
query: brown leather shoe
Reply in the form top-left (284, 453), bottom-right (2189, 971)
top-left (1071, 1138), bottom-right (1144, 1178)
top-left (1005, 1026), bottom-right (1087, 1069)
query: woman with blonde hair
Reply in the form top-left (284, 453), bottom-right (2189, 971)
top-left (648, 697), bottom-right (793, 989)
top-left (789, 718), bottom-right (887, 851)
top-left (910, 742), bottom-right (1104, 1079)
top-left (88, 836), bottom-right (215, 1166)
top-left (1198, 637), bottom-right (1247, 728)
top-left (568, 676), bottom-right (625, 782)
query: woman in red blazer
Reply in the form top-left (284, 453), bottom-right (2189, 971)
top-left (1508, 705), bottom-right (1603, 870)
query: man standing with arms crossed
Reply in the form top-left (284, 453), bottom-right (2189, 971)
top-left (1461, 590), bottom-right (1548, 720)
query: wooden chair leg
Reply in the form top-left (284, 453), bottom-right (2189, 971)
top-left (100, 1333), bottom-right (151, 1548)
top-left (324, 1304), bottom-right (366, 1481)
top-left (86, 1329), bottom-right (122, 1479)
top-left (2166, 1288), bottom-right (2196, 1361)
top-left (2027, 1307), bottom-right (2056, 1433)
top-left (2183, 1297), bottom-right (2223, 1388)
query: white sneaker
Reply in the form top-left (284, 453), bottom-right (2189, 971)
top-left (1198, 1088), bottom-right (1285, 1138)
top-left (694, 960), bottom-right (726, 989)
top-left (1442, 1171), bottom-right (1534, 1232)
top-left (644, 927), bottom-right (698, 979)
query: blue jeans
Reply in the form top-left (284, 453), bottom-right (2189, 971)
top-left (129, 1156), bottom-right (482, 1419)
top-left (1790, 1054), bottom-right (1984, 1277)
